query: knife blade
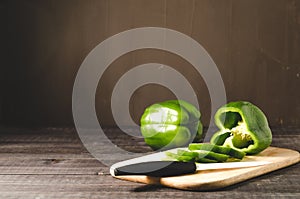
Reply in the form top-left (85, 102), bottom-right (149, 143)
top-left (111, 160), bottom-right (270, 177)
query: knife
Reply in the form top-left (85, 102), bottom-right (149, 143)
top-left (110, 161), bottom-right (270, 177)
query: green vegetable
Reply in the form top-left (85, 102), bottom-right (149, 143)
top-left (188, 143), bottom-right (245, 159)
top-left (165, 143), bottom-right (245, 163)
top-left (140, 100), bottom-right (203, 150)
top-left (210, 101), bottom-right (272, 155)
top-left (165, 149), bottom-right (228, 163)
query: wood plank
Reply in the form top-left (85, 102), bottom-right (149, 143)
top-left (0, 167), bottom-right (103, 175)
top-left (0, 172), bottom-right (298, 198)
top-left (0, 143), bottom-right (86, 154)
top-left (0, 170), bottom-right (299, 190)
top-left (112, 147), bottom-right (300, 190)
top-left (0, 153), bottom-right (93, 159)
top-left (0, 158), bottom-right (105, 175)
top-left (0, 127), bottom-right (298, 198)
top-left (0, 163), bottom-right (298, 185)
top-left (0, 175), bottom-right (129, 185)
top-left (0, 157), bottom-right (102, 167)
top-left (0, 192), bottom-right (298, 199)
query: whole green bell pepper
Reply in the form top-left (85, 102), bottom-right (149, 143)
top-left (210, 101), bottom-right (272, 155)
top-left (140, 100), bottom-right (203, 150)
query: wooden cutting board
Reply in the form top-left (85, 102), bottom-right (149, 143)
top-left (111, 146), bottom-right (300, 191)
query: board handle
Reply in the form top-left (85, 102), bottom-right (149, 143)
top-left (112, 161), bottom-right (196, 177)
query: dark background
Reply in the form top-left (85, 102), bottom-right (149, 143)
top-left (1, 0), bottom-right (299, 128)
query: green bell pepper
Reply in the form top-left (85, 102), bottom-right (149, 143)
top-left (165, 143), bottom-right (246, 163)
top-left (140, 100), bottom-right (203, 150)
top-left (165, 149), bottom-right (228, 163)
top-left (188, 143), bottom-right (245, 159)
top-left (210, 101), bottom-right (272, 155)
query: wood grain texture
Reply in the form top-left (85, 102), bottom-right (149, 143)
top-left (113, 147), bottom-right (300, 190)
top-left (0, 127), bottom-right (299, 198)
top-left (1, 0), bottom-right (300, 127)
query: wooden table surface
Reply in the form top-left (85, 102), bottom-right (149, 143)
top-left (0, 127), bottom-right (299, 199)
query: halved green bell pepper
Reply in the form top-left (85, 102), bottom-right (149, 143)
top-left (140, 100), bottom-right (203, 150)
top-left (210, 101), bottom-right (272, 155)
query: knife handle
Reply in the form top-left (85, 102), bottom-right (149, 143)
top-left (113, 161), bottom-right (196, 177)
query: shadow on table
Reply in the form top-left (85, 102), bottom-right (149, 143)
top-left (132, 184), bottom-right (166, 192)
